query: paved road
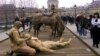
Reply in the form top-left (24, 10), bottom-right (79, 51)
top-left (0, 26), bottom-right (97, 56)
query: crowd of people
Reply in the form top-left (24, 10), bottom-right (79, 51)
top-left (75, 12), bottom-right (100, 48)
top-left (60, 12), bottom-right (100, 48)
top-left (14, 16), bottom-right (32, 30)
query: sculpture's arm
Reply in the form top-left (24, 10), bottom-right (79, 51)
top-left (12, 31), bottom-right (28, 44)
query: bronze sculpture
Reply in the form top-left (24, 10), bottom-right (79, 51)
top-left (7, 21), bottom-right (36, 56)
top-left (23, 33), bottom-right (72, 53)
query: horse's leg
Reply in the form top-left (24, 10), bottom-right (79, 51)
top-left (36, 24), bottom-right (42, 37)
top-left (49, 26), bottom-right (53, 39)
top-left (34, 29), bottom-right (38, 37)
top-left (53, 30), bottom-right (56, 38)
top-left (51, 27), bottom-right (56, 39)
top-left (36, 26), bottom-right (39, 37)
top-left (34, 29), bottom-right (36, 37)
top-left (29, 25), bottom-right (32, 32)
top-left (51, 24), bottom-right (57, 38)
top-left (54, 23), bottom-right (58, 38)
top-left (36, 29), bottom-right (38, 37)
top-left (33, 26), bottom-right (36, 37)
top-left (56, 23), bottom-right (59, 38)
top-left (28, 21), bottom-right (32, 32)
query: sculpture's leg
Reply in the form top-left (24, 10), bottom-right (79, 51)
top-left (14, 46), bottom-right (36, 56)
top-left (57, 38), bottom-right (73, 47)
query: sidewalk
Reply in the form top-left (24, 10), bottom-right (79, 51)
top-left (0, 26), bottom-right (29, 42)
top-left (66, 23), bottom-right (100, 55)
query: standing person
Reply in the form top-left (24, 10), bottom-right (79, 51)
top-left (75, 15), bottom-right (81, 33)
top-left (87, 15), bottom-right (93, 38)
top-left (15, 17), bottom-right (19, 22)
top-left (25, 17), bottom-right (30, 27)
top-left (77, 12), bottom-right (88, 38)
top-left (20, 17), bottom-right (25, 30)
top-left (91, 12), bottom-right (100, 48)
top-left (61, 15), bottom-right (67, 25)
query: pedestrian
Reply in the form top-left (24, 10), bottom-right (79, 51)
top-left (75, 15), bottom-right (81, 33)
top-left (20, 17), bottom-right (25, 30)
top-left (76, 12), bottom-right (88, 38)
top-left (15, 17), bottom-right (19, 22)
top-left (86, 15), bottom-right (93, 38)
top-left (91, 12), bottom-right (100, 48)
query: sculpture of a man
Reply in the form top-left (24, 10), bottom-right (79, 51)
top-left (7, 21), bottom-right (36, 56)
top-left (50, 4), bottom-right (58, 14)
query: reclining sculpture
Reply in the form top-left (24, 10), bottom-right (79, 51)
top-left (23, 33), bottom-right (72, 53)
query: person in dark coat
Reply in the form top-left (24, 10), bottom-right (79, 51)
top-left (91, 12), bottom-right (100, 48)
top-left (75, 15), bottom-right (81, 33)
top-left (86, 15), bottom-right (93, 38)
top-left (76, 12), bottom-right (88, 38)
top-left (15, 17), bottom-right (19, 22)
top-left (20, 17), bottom-right (25, 30)
top-left (79, 15), bottom-right (88, 37)
top-left (61, 16), bottom-right (67, 24)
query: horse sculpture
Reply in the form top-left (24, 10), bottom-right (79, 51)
top-left (29, 12), bottom-right (65, 39)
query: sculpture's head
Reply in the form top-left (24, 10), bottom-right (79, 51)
top-left (14, 21), bottom-right (22, 29)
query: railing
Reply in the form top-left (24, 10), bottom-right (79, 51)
top-left (0, 20), bottom-right (14, 30)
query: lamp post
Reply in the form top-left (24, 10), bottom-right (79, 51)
top-left (22, 7), bottom-right (25, 17)
top-left (74, 5), bottom-right (77, 19)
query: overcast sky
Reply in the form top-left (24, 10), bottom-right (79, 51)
top-left (36, 0), bottom-right (92, 8)
top-left (1, 0), bottom-right (92, 8)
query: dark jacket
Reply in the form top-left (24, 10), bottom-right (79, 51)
top-left (80, 16), bottom-right (88, 28)
top-left (15, 17), bottom-right (19, 22)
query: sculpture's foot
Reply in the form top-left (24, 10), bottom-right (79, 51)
top-left (65, 38), bottom-right (73, 45)
top-left (57, 37), bottom-right (64, 43)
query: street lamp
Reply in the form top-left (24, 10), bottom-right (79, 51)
top-left (74, 4), bottom-right (77, 19)
top-left (22, 7), bottom-right (25, 17)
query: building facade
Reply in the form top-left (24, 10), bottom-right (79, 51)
top-left (47, 0), bottom-right (59, 10)
top-left (65, 0), bottom-right (100, 17)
